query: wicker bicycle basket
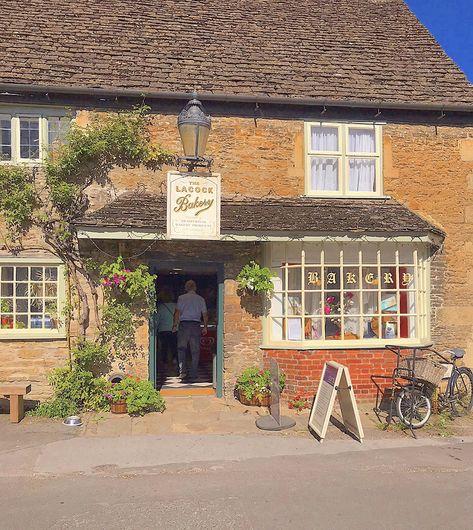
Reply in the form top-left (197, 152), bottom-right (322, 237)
top-left (399, 357), bottom-right (447, 386)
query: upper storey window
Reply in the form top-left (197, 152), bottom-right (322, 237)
top-left (0, 110), bottom-right (69, 164)
top-left (305, 122), bottom-right (383, 197)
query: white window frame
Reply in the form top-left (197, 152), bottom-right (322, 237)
top-left (0, 106), bottom-right (70, 165)
top-left (304, 122), bottom-right (383, 197)
top-left (0, 257), bottom-right (66, 340)
top-left (263, 242), bottom-right (430, 349)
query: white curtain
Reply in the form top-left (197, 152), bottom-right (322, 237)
top-left (311, 126), bottom-right (339, 151)
top-left (311, 158), bottom-right (339, 191)
top-left (349, 128), bottom-right (375, 153)
top-left (349, 159), bottom-right (376, 192)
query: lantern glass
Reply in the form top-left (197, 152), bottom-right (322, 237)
top-left (178, 122), bottom-right (210, 158)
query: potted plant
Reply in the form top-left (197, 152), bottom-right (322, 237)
top-left (235, 366), bottom-right (286, 407)
top-left (105, 377), bottom-right (166, 416)
top-left (104, 383), bottom-right (128, 414)
top-left (236, 261), bottom-right (276, 295)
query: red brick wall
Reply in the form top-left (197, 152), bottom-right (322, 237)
top-left (263, 349), bottom-right (399, 402)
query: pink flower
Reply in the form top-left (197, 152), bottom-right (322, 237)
top-left (324, 305), bottom-right (331, 315)
top-left (345, 292), bottom-right (353, 299)
top-left (124, 268), bottom-right (131, 273)
top-left (326, 296), bottom-right (335, 304)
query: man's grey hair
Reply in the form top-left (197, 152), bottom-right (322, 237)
top-left (184, 279), bottom-right (197, 292)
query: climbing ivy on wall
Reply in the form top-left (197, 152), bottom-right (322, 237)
top-left (0, 107), bottom-right (173, 344)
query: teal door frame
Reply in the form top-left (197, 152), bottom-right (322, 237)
top-left (148, 260), bottom-right (224, 398)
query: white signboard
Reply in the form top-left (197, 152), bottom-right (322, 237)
top-left (167, 171), bottom-right (221, 240)
top-left (308, 361), bottom-right (364, 443)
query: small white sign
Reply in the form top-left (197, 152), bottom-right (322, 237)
top-left (308, 361), bottom-right (364, 442)
top-left (167, 171), bottom-right (221, 240)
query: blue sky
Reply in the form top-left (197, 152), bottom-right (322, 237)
top-left (405, 0), bottom-right (473, 82)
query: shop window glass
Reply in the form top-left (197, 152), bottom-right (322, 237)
top-left (269, 243), bottom-right (427, 344)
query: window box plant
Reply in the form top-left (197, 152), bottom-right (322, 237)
top-left (235, 366), bottom-right (286, 407)
top-left (236, 261), bottom-right (275, 295)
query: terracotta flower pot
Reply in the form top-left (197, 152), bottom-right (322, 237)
top-left (238, 390), bottom-right (270, 407)
top-left (111, 400), bottom-right (128, 414)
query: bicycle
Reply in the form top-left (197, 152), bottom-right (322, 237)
top-left (386, 345), bottom-right (473, 430)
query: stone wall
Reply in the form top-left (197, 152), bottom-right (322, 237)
top-left (1, 111), bottom-right (473, 402)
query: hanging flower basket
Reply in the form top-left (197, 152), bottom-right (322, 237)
top-left (110, 400), bottom-right (128, 414)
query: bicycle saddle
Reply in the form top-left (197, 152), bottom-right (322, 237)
top-left (446, 348), bottom-right (465, 359)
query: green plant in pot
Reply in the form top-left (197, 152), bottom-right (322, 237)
top-left (235, 366), bottom-right (286, 406)
top-left (236, 261), bottom-right (275, 295)
top-left (105, 377), bottom-right (166, 416)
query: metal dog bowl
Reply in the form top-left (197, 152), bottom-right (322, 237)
top-left (63, 415), bottom-right (82, 427)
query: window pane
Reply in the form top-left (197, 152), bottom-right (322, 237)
top-left (349, 159), bottom-right (376, 192)
top-left (1, 266), bottom-right (13, 281)
top-left (16, 267), bottom-right (28, 281)
top-left (305, 292), bottom-right (322, 315)
top-left (343, 267), bottom-right (360, 289)
top-left (287, 294), bottom-right (302, 315)
top-left (286, 318), bottom-right (302, 341)
top-left (305, 317), bottom-right (322, 340)
top-left (287, 267), bottom-right (301, 290)
top-left (19, 117), bottom-right (40, 159)
top-left (15, 315), bottom-right (28, 330)
top-left (1, 283), bottom-right (13, 297)
top-left (48, 117), bottom-right (69, 148)
top-left (45, 267), bottom-right (58, 281)
top-left (311, 158), bottom-right (339, 191)
top-left (0, 117), bottom-right (11, 161)
top-left (348, 128), bottom-right (376, 153)
top-left (311, 126), bottom-right (339, 151)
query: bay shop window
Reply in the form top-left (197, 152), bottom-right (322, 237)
top-left (267, 242), bottom-right (429, 346)
top-left (0, 261), bottom-right (65, 338)
top-left (305, 122), bottom-right (382, 196)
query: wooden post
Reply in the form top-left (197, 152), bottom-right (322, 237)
top-left (10, 394), bottom-right (23, 423)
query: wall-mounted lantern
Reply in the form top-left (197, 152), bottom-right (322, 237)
top-left (177, 94), bottom-right (212, 171)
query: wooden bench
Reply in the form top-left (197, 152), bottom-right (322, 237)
top-left (0, 383), bottom-right (31, 423)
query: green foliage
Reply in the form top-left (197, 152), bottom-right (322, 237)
top-left (288, 396), bottom-right (311, 411)
top-left (236, 261), bottom-right (276, 294)
top-left (0, 165), bottom-right (37, 240)
top-left (105, 377), bottom-right (166, 416)
top-left (28, 397), bottom-right (79, 418)
top-left (100, 256), bottom-right (156, 309)
top-left (28, 340), bottom-right (111, 418)
top-left (235, 366), bottom-right (286, 400)
top-left (100, 300), bottom-right (140, 360)
top-left (44, 107), bottom-right (174, 217)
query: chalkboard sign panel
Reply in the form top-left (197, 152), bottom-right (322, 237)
top-left (308, 361), bottom-right (364, 442)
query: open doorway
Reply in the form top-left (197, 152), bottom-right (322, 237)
top-left (154, 268), bottom-right (219, 394)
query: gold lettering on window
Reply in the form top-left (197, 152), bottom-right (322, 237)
top-left (307, 271), bottom-right (320, 286)
top-left (402, 272), bottom-right (413, 287)
top-left (384, 272), bottom-right (394, 284)
top-left (346, 272), bottom-right (357, 284)
top-left (326, 272), bottom-right (337, 285)
top-left (365, 272), bottom-right (375, 284)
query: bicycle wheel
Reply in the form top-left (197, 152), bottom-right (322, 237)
top-left (396, 389), bottom-right (431, 429)
top-left (449, 367), bottom-right (473, 416)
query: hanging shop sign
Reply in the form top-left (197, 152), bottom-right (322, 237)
top-left (167, 171), bottom-right (221, 240)
top-left (308, 361), bottom-right (364, 442)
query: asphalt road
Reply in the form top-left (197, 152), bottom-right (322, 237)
top-left (1, 437), bottom-right (472, 529)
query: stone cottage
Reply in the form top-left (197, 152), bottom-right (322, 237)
top-left (0, 0), bottom-right (472, 401)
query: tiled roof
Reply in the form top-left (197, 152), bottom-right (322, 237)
top-left (1, 0), bottom-right (473, 107)
top-left (77, 192), bottom-right (444, 239)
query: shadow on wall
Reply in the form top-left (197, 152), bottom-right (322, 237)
top-left (238, 289), bottom-right (269, 318)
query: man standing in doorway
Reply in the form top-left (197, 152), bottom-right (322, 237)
top-left (172, 279), bottom-right (208, 382)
